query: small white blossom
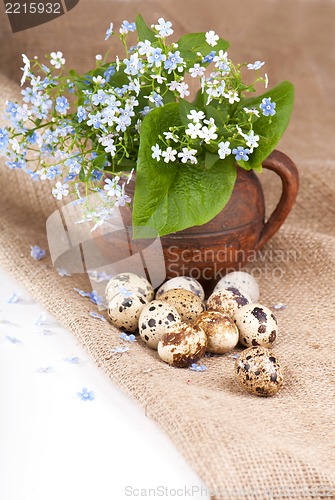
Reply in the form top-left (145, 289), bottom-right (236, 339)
top-left (236, 127), bottom-right (260, 152)
top-left (116, 55), bottom-right (120, 71)
top-left (20, 54), bottom-right (30, 86)
top-left (99, 134), bottom-right (116, 155)
top-left (167, 80), bottom-right (179, 91)
top-left (213, 50), bottom-right (229, 71)
top-left (224, 90), bottom-right (240, 104)
top-left (93, 75), bottom-right (106, 85)
top-left (247, 61), bottom-right (265, 70)
top-left (201, 77), bottom-right (206, 94)
top-left (198, 126), bottom-right (218, 144)
top-left (150, 74), bottom-right (167, 84)
top-left (105, 22), bottom-right (114, 40)
top-left (187, 110), bottom-right (206, 123)
top-left (114, 184), bottom-right (131, 207)
top-left (236, 125), bottom-right (246, 137)
top-left (175, 81), bottom-right (190, 98)
top-left (204, 117), bottom-right (216, 129)
top-left (243, 107), bottom-right (260, 117)
top-left (95, 54), bottom-right (103, 61)
top-left (16, 104), bottom-right (31, 122)
top-left (245, 130), bottom-right (260, 151)
top-left (9, 138), bottom-right (20, 154)
top-left (151, 144), bottom-right (162, 160)
top-left (163, 131), bottom-right (179, 143)
top-left (138, 40), bottom-right (153, 56)
top-left (189, 64), bottom-right (205, 78)
top-left (127, 79), bottom-right (141, 95)
top-left (104, 176), bottom-right (121, 196)
top-left (52, 182), bottom-right (69, 200)
top-left (205, 30), bottom-right (219, 47)
top-left (154, 18), bottom-right (173, 38)
top-left (50, 51), bottom-right (65, 69)
top-left (185, 122), bottom-right (202, 139)
top-left (218, 141), bottom-right (231, 159)
top-left (178, 148), bottom-right (198, 164)
top-left (127, 169), bottom-right (134, 184)
top-left (162, 147), bottom-right (177, 163)
top-left (205, 80), bottom-right (226, 103)
top-left (135, 119), bottom-right (141, 133)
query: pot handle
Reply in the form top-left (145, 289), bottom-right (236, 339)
top-left (255, 150), bottom-right (299, 250)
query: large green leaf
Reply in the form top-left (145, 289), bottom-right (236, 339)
top-left (132, 103), bottom-right (237, 238)
top-left (177, 33), bottom-right (229, 62)
top-left (135, 14), bottom-right (157, 44)
top-left (238, 81), bottom-right (294, 169)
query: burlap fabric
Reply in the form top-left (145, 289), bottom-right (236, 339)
top-left (1, 1), bottom-right (334, 498)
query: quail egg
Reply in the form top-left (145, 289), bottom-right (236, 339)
top-left (234, 303), bottom-right (278, 348)
top-left (214, 271), bottom-right (260, 302)
top-left (139, 300), bottom-right (181, 350)
top-left (235, 346), bottom-right (284, 396)
top-left (158, 323), bottom-right (207, 368)
top-left (195, 310), bottom-right (239, 354)
top-left (105, 272), bottom-right (154, 303)
top-left (107, 292), bottom-right (148, 332)
top-left (156, 276), bottom-right (205, 300)
top-left (159, 288), bottom-right (205, 323)
top-left (207, 287), bottom-right (251, 318)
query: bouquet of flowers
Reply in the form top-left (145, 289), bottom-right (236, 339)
top-left (0, 15), bottom-right (294, 236)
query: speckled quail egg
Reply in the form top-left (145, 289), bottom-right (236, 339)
top-left (159, 288), bottom-right (205, 323)
top-left (235, 346), bottom-right (284, 396)
top-left (139, 300), bottom-right (181, 350)
top-left (234, 303), bottom-right (278, 348)
top-left (207, 287), bottom-right (251, 318)
top-left (195, 310), bottom-right (239, 354)
top-left (107, 292), bottom-right (148, 332)
top-left (158, 323), bottom-right (207, 368)
top-left (105, 272), bottom-right (154, 303)
top-left (156, 276), bottom-right (205, 300)
top-left (214, 271), bottom-right (260, 303)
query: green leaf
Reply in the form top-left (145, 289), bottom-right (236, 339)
top-left (177, 33), bottom-right (229, 61)
top-left (92, 153), bottom-right (107, 168)
top-left (179, 98), bottom-right (195, 126)
top-left (162, 89), bottom-right (176, 105)
top-left (252, 164), bottom-right (263, 173)
top-left (193, 89), bottom-right (205, 108)
top-left (115, 158), bottom-right (136, 170)
top-left (79, 168), bottom-right (86, 182)
top-left (205, 105), bottom-right (227, 134)
top-left (74, 79), bottom-right (88, 91)
top-left (132, 102), bottom-right (237, 238)
top-left (205, 151), bottom-right (220, 169)
top-left (135, 14), bottom-right (157, 44)
top-left (238, 81), bottom-right (294, 169)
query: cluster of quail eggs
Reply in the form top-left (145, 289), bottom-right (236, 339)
top-left (106, 271), bottom-right (284, 397)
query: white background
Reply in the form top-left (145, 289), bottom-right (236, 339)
top-left (0, 267), bottom-right (209, 500)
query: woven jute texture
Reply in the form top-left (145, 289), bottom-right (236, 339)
top-left (1, 1), bottom-right (335, 498)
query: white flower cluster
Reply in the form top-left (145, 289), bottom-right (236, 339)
top-left (151, 106), bottom-right (262, 166)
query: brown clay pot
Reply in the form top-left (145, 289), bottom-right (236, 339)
top-left (99, 150), bottom-right (298, 294)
